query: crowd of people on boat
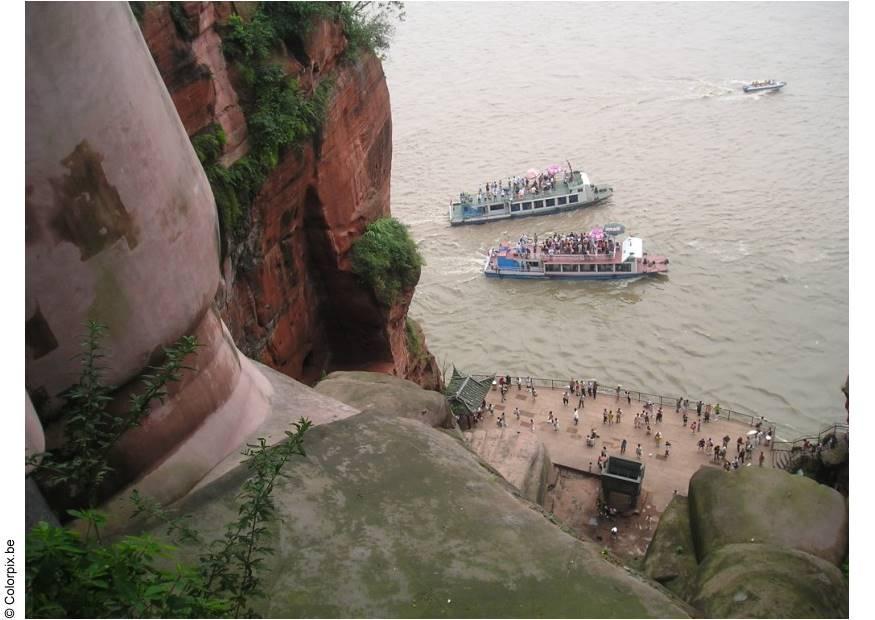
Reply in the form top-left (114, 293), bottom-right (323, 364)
top-left (538, 231), bottom-right (618, 256)
top-left (475, 168), bottom-right (572, 203)
top-left (505, 231), bottom-right (620, 258)
top-left (749, 79), bottom-right (777, 87)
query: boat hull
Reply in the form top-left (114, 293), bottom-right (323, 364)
top-left (450, 194), bottom-right (612, 226)
top-left (743, 83), bottom-right (785, 93)
top-left (483, 270), bottom-right (661, 280)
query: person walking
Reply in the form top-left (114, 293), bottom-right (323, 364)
top-left (635, 443), bottom-right (643, 459)
top-left (621, 438), bottom-right (627, 454)
top-left (573, 408), bottom-right (579, 426)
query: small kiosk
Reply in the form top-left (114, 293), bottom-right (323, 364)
top-left (601, 456), bottom-right (645, 509)
top-left (445, 368), bottom-right (494, 430)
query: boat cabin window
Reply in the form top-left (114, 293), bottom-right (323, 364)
top-left (557, 196), bottom-right (567, 205)
top-left (597, 264), bottom-right (614, 272)
top-left (528, 261), bottom-right (540, 268)
top-left (545, 264), bottom-right (560, 272)
top-left (534, 200), bottom-right (544, 209)
top-left (522, 202), bottom-right (532, 210)
top-left (568, 194), bottom-right (579, 204)
top-left (489, 204), bottom-right (504, 212)
top-left (581, 264), bottom-right (596, 272)
top-left (511, 204), bottom-right (521, 212)
top-left (615, 263), bottom-right (632, 272)
top-left (545, 198), bottom-right (556, 207)
top-left (561, 264), bottom-right (578, 272)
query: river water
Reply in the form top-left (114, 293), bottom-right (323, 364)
top-left (383, 1), bottom-right (848, 435)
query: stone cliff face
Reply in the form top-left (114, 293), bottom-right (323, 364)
top-left (140, 2), bottom-right (441, 390)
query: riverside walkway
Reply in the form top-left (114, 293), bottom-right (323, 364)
top-left (468, 381), bottom-right (779, 559)
top-left (479, 381), bottom-right (775, 514)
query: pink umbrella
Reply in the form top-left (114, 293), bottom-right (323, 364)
top-left (547, 164), bottom-right (562, 175)
top-left (589, 227), bottom-right (604, 240)
top-left (526, 168), bottom-right (539, 179)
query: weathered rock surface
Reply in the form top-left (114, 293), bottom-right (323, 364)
top-left (688, 466), bottom-right (848, 566)
top-left (25, 2), bottom-right (270, 503)
top-left (643, 495), bottom-right (698, 598)
top-left (154, 410), bottom-right (690, 618)
top-left (689, 543), bottom-right (848, 618)
top-left (315, 371), bottom-right (452, 428)
top-left (645, 466), bottom-right (849, 617)
top-left (463, 426), bottom-right (552, 505)
top-left (140, 2), bottom-right (441, 391)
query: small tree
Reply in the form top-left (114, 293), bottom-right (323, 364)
top-left (30, 321), bottom-right (199, 510)
top-left (350, 217), bottom-right (423, 305)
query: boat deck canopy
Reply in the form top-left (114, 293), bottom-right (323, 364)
top-left (622, 237), bottom-right (644, 261)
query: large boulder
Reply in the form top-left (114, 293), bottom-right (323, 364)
top-left (688, 466), bottom-right (847, 566)
top-left (156, 410), bottom-right (689, 618)
top-left (464, 427), bottom-right (552, 505)
top-left (643, 495), bottom-right (698, 598)
top-left (316, 371), bottom-right (452, 428)
top-left (689, 543), bottom-right (848, 618)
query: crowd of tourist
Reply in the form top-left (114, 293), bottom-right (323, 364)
top-left (474, 168), bottom-right (573, 204)
top-left (506, 231), bottom-right (621, 258)
top-left (464, 376), bottom-right (777, 477)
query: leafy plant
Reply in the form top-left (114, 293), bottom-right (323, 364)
top-left (170, 2), bottom-right (195, 41)
top-left (29, 321), bottom-right (199, 510)
top-left (338, 1), bottom-right (406, 60)
top-left (405, 317), bottom-right (427, 363)
top-left (27, 420), bottom-right (311, 618)
top-left (351, 217), bottom-right (424, 305)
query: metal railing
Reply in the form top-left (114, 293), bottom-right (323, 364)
top-left (771, 423), bottom-right (849, 454)
top-left (471, 372), bottom-right (786, 434)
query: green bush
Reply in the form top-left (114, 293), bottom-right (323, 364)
top-left (405, 317), bottom-right (427, 363)
top-left (27, 420), bottom-right (312, 618)
top-left (351, 217), bottom-right (423, 305)
top-left (338, 2), bottom-right (405, 60)
top-left (29, 321), bottom-right (199, 510)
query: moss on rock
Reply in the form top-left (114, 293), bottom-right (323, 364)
top-left (159, 410), bottom-right (689, 618)
top-left (689, 543), bottom-right (848, 618)
top-left (642, 495), bottom-right (698, 598)
top-left (316, 371), bottom-right (452, 429)
top-left (688, 466), bottom-right (847, 566)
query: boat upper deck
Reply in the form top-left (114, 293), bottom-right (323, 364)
top-left (495, 244), bottom-right (624, 264)
top-left (455, 170), bottom-right (588, 207)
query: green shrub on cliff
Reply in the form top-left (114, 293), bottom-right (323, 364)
top-left (27, 421), bottom-right (312, 618)
top-left (26, 321), bottom-right (314, 618)
top-left (339, 1), bottom-right (406, 60)
top-left (351, 217), bottom-right (423, 305)
top-left (29, 321), bottom-right (199, 511)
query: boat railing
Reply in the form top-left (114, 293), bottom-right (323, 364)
top-left (459, 179), bottom-right (584, 207)
top-left (467, 371), bottom-right (825, 441)
top-left (539, 248), bottom-right (623, 263)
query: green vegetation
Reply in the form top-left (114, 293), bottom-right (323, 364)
top-left (338, 1), bottom-right (406, 60)
top-left (405, 317), bottom-right (427, 364)
top-left (29, 321), bottom-right (198, 510)
top-left (170, 2), bottom-right (195, 41)
top-left (25, 322), bottom-right (313, 618)
top-left (189, 3), bottom-right (404, 239)
top-left (191, 5), bottom-right (338, 237)
top-left (27, 421), bottom-right (311, 618)
top-left (351, 217), bottom-right (423, 305)
top-left (129, 1), bottom-right (146, 23)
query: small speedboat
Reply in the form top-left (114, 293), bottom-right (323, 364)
top-left (743, 80), bottom-right (786, 93)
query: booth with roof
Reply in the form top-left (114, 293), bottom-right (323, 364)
top-left (445, 368), bottom-right (494, 430)
top-left (601, 456), bottom-right (645, 509)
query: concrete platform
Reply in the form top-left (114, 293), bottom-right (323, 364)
top-left (479, 385), bottom-right (774, 513)
top-left (465, 383), bottom-right (776, 562)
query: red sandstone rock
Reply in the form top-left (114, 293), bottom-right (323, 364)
top-left (142, 3), bottom-right (440, 391)
top-left (302, 18), bottom-right (347, 78)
